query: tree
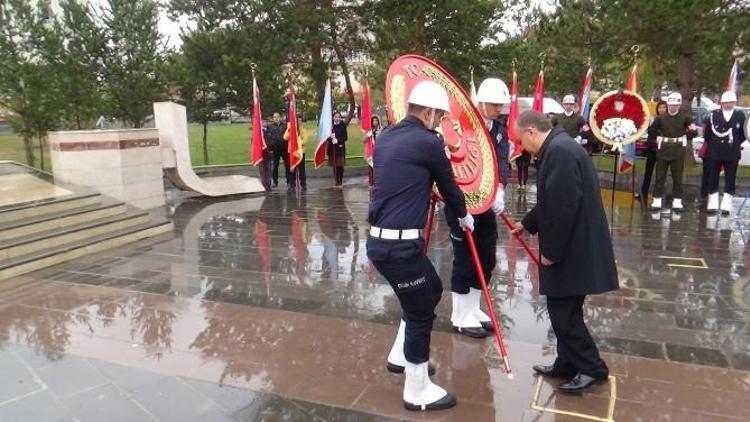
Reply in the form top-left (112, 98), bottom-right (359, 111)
top-left (364, 0), bottom-right (502, 88)
top-left (101, 0), bottom-right (167, 128)
top-left (0, 0), bottom-right (63, 167)
top-left (500, 0), bottom-right (750, 104)
top-left (49, 0), bottom-right (106, 130)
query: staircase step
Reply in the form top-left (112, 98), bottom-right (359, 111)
top-left (0, 202), bottom-right (128, 242)
top-left (0, 219), bottom-right (174, 280)
top-left (0, 192), bottom-right (101, 224)
top-left (0, 211), bottom-right (150, 261)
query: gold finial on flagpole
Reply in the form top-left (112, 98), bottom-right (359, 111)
top-left (539, 52), bottom-right (546, 71)
top-left (250, 62), bottom-right (257, 78)
top-left (630, 45), bottom-right (640, 61)
top-left (511, 58), bottom-right (517, 73)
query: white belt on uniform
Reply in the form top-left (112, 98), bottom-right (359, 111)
top-left (656, 135), bottom-right (687, 148)
top-left (369, 226), bottom-right (422, 240)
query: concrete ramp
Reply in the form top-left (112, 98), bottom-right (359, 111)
top-left (154, 102), bottom-right (264, 197)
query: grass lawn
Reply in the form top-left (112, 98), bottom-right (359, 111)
top-left (186, 121), bottom-right (367, 168)
top-left (0, 122), bottom-right (369, 172)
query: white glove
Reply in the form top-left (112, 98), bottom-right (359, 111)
top-left (458, 213), bottom-right (475, 232)
top-left (331, 137), bottom-right (338, 145)
top-left (574, 136), bottom-right (582, 144)
top-left (581, 138), bottom-right (588, 145)
top-left (491, 188), bottom-right (505, 215)
top-left (365, 130), bottom-right (373, 139)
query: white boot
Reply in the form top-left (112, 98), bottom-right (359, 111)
top-left (720, 193), bottom-right (733, 215)
top-left (651, 197), bottom-right (662, 210)
top-left (403, 361), bottom-right (456, 411)
top-left (387, 320), bottom-right (406, 368)
top-left (672, 198), bottom-right (683, 211)
top-left (707, 193), bottom-right (720, 214)
top-left (469, 288), bottom-right (493, 331)
top-left (386, 320), bottom-right (436, 375)
top-left (451, 292), bottom-right (487, 338)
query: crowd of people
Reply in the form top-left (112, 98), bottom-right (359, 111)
top-left (260, 86), bottom-right (746, 220)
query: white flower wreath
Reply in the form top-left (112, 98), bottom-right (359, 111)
top-left (601, 118), bottom-right (637, 144)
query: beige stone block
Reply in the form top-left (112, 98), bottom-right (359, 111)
top-left (58, 167), bottom-right (124, 187)
top-left (120, 147), bottom-right (162, 167)
top-left (94, 184), bottom-right (125, 201)
top-left (124, 178), bottom-right (165, 196)
top-left (121, 163), bottom-right (163, 185)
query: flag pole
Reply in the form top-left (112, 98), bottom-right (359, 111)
top-left (611, 152), bottom-right (618, 212)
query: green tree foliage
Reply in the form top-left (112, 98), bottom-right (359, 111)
top-left (0, 0), bottom-right (62, 166)
top-left (101, 0), bottom-right (167, 128)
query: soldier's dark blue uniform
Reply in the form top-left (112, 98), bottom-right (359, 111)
top-left (443, 118), bottom-right (506, 297)
top-left (367, 115), bottom-right (467, 364)
top-left (703, 108), bottom-right (747, 196)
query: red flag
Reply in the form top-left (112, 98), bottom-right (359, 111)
top-left (287, 79), bottom-right (303, 170)
top-left (361, 78), bottom-right (374, 166)
top-left (578, 67), bottom-right (593, 118)
top-left (625, 63), bottom-right (638, 93)
top-left (250, 76), bottom-right (265, 166)
top-left (507, 70), bottom-right (522, 161)
top-left (532, 68), bottom-right (544, 113)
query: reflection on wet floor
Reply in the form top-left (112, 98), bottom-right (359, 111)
top-left (3, 177), bottom-right (750, 420)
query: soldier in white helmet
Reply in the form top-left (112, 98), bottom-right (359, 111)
top-left (650, 92), bottom-right (696, 211)
top-left (703, 91), bottom-right (747, 215)
top-left (369, 80), bottom-right (472, 411)
top-left (443, 78), bottom-right (507, 339)
top-left (555, 94), bottom-right (591, 153)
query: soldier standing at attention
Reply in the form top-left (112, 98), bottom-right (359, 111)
top-left (650, 92), bottom-right (695, 212)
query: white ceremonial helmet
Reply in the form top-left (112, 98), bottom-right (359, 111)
top-left (667, 92), bottom-right (682, 105)
top-left (562, 94), bottom-right (576, 105)
top-left (720, 91), bottom-right (737, 103)
top-left (477, 78), bottom-right (511, 105)
top-left (407, 80), bottom-right (451, 112)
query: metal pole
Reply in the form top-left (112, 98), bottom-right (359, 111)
top-left (499, 213), bottom-right (541, 267)
top-left (464, 228), bottom-right (513, 378)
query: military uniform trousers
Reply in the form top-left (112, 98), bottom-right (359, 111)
top-left (653, 143), bottom-right (686, 199)
top-left (443, 207), bottom-right (497, 294)
top-left (705, 158), bottom-right (739, 195)
top-left (367, 236), bottom-right (442, 364)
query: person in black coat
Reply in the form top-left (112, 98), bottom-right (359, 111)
top-left (511, 111), bottom-right (619, 394)
top-left (640, 100), bottom-right (667, 200)
top-left (266, 112), bottom-right (291, 188)
top-left (328, 111), bottom-right (348, 187)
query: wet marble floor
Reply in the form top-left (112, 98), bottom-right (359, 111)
top-left (2, 177), bottom-right (750, 420)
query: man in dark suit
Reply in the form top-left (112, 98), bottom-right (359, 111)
top-left (512, 110), bottom-right (619, 393)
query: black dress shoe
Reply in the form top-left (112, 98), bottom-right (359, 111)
top-left (532, 364), bottom-right (576, 379)
top-left (404, 393), bottom-right (456, 411)
top-left (558, 373), bottom-right (607, 394)
top-left (480, 321), bottom-right (495, 332)
top-left (453, 325), bottom-right (490, 338)
top-left (386, 362), bottom-right (436, 376)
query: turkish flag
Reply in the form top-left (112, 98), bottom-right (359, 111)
top-left (250, 76), bottom-right (265, 166)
